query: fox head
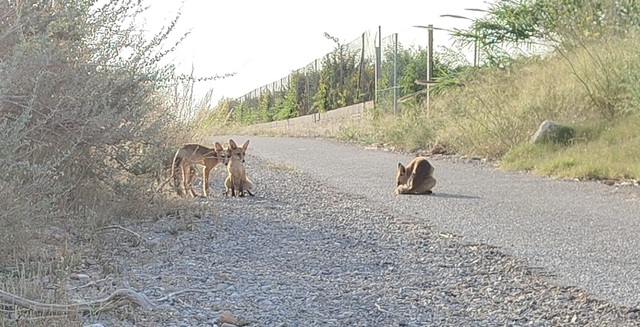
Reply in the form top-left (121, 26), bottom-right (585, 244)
top-left (227, 138), bottom-right (250, 163)
top-left (213, 142), bottom-right (229, 165)
top-left (396, 162), bottom-right (409, 187)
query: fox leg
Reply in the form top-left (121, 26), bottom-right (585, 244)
top-left (231, 179), bottom-right (238, 197)
top-left (182, 164), bottom-right (196, 197)
top-left (419, 177), bottom-right (436, 194)
top-left (395, 184), bottom-right (411, 194)
top-left (187, 165), bottom-right (197, 197)
top-left (224, 175), bottom-right (232, 197)
top-left (202, 165), bottom-right (213, 197)
top-left (238, 180), bottom-right (245, 197)
top-left (179, 164), bottom-right (192, 197)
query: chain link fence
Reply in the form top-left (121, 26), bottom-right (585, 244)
top-left (232, 25), bottom-right (465, 122)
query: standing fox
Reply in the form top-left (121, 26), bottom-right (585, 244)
top-left (171, 142), bottom-right (227, 197)
top-left (395, 156), bottom-right (436, 195)
top-left (224, 139), bottom-right (254, 197)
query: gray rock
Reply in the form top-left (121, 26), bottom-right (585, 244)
top-left (530, 119), bottom-right (575, 144)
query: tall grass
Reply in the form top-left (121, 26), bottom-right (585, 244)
top-left (365, 32), bottom-right (640, 175)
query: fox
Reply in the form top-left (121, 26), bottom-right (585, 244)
top-left (395, 156), bottom-right (436, 195)
top-left (171, 142), bottom-right (228, 197)
top-left (223, 139), bottom-right (254, 197)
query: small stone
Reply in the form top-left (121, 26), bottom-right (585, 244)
top-left (70, 273), bottom-right (90, 281)
top-left (215, 283), bottom-right (229, 291)
top-left (218, 310), bottom-right (238, 325)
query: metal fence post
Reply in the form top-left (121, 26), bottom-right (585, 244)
top-left (427, 24), bottom-right (434, 82)
top-left (305, 67), bottom-right (310, 115)
top-left (374, 25), bottom-right (382, 105)
top-left (393, 33), bottom-right (398, 115)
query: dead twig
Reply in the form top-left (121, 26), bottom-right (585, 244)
top-left (0, 288), bottom-right (155, 315)
top-left (98, 225), bottom-right (142, 239)
top-left (153, 289), bottom-right (214, 302)
top-left (97, 225), bottom-right (143, 246)
top-left (374, 302), bottom-right (395, 316)
top-left (68, 278), bottom-right (108, 291)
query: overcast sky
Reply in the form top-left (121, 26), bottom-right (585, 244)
top-left (142, 0), bottom-right (490, 105)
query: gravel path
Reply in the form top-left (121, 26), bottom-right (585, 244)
top-left (231, 136), bottom-right (640, 310)
top-left (69, 139), bottom-right (640, 326)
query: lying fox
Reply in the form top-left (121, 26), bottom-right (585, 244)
top-left (395, 156), bottom-right (436, 195)
top-left (171, 142), bottom-right (227, 197)
top-left (224, 139), bottom-right (254, 197)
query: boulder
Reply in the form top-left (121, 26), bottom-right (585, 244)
top-left (530, 120), bottom-right (575, 144)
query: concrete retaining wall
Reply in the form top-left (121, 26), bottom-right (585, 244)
top-left (248, 101), bottom-right (373, 136)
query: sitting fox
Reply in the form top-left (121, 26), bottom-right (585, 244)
top-left (224, 139), bottom-right (254, 197)
top-left (395, 156), bottom-right (436, 195)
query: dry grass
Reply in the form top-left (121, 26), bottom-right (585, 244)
top-left (325, 35), bottom-right (640, 180)
top-left (501, 115), bottom-right (640, 180)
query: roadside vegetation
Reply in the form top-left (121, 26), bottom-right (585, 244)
top-left (0, 0), bottom-right (226, 324)
top-left (199, 0), bottom-right (640, 182)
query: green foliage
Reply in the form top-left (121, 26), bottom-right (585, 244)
top-left (380, 44), bottom-right (437, 96)
top-left (274, 76), bottom-right (300, 121)
top-left (374, 41), bottom-right (470, 112)
top-left (214, 32), bottom-right (375, 124)
top-left (312, 33), bottom-right (369, 113)
top-left (453, 0), bottom-right (640, 66)
top-left (257, 91), bottom-right (275, 122)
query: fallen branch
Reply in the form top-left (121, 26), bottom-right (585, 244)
top-left (153, 289), bottom-right (214, 302)
top-left (0, 288), bottom-right (155, 315)
top-left (97, 225), bottom-right (144, 247)
top-left (97, 225), bottom-right (142, 240)
top-left (68, 278), bottom-right (109, 291)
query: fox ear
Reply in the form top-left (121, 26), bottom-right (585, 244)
top-left (241, 139), bottom-right (250, 150)
top-left (228, 139), bottom-right (237, 149)
top-left (397, 163), bottom-right (405, 174)
top-left (214, 142), bottom-right (224, 152)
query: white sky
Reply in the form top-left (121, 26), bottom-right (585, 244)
top-left (142, 1), bottom-right (490, 105)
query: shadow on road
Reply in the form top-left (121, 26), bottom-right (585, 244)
top-left (432, 192), bottom-right (481, 200)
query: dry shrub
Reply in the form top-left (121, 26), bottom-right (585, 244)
top-left (0, 0), bottom-right (191, 269)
